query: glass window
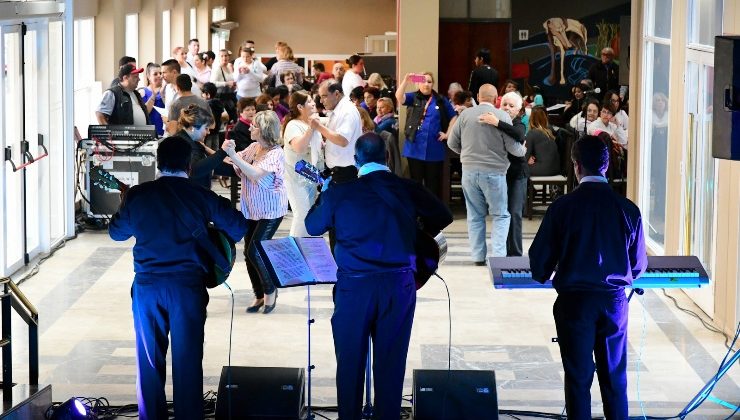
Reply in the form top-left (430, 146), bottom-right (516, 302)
top-left (688, 0), bottom-right (723, 47)
top-left (642, 42), bottom-right (671, 249)
top-left (470, 0), bottom-right (511, 18)
top-left (125, 14), bottom-right (138, 60)
top-left (190, 8), bottom-right (196, 41)
top-left (162, 10), bottom-right (171, 61)
top-left (647, 0), bottom-right (672, 39)
top-left (440, 0), bottom-right (467, 18)
top-left (212, 6), bottom-right (226, 22)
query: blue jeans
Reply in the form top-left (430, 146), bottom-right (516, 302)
top-left (461, 170), bottom-right (510, 261)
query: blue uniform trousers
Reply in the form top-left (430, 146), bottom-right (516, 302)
top-left (331, 270), bottom-right (416, 420)
top-left (132, 273), bottom-right (208, 420)
top-left (554, 291), bottom-right (629, 419)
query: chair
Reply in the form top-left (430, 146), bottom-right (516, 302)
top-left (525, 126), bottom-right (574, 219)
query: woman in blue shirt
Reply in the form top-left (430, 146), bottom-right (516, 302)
top-left (395, 72), bottom-right (457, 199)
top-left (139, 63), bottom-right (165, 136)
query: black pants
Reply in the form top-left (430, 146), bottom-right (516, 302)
top-left (407, 158), bottom-right (443, 200)
top-left (506, 175), bottom-right (527, 256)
top-left (554, 291), bottom-right (629, 419)
top-left (243, 217), bottom-right (283, 299)
top-left (332, 270), bottom-right (416, 420)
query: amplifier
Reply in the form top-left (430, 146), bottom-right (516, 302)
top-left (413, 369), bottom-right (498, 420)
top-left (215, 366), bottom-right (306, 420)
top-left (81, 141), bottom-right (157, 218)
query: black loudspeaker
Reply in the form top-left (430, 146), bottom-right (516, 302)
top-left (413, 369), bottom-right (498, 420)
top-left (215, 366), bottom-right (306, 420)
top-left (713, 36), bottom-right (740, 160)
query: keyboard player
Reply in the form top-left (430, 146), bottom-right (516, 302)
top-left (528, 135), bottom-right (647, 419)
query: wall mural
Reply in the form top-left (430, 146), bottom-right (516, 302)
top-left (511, 4), bottom-right (628, 100)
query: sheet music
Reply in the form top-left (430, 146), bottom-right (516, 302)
top-left (295, 237), bottom-right (338, 284)
top-left (259, 238), bottom-right (316, 287)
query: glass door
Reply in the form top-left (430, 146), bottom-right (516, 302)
top-left (683, 48), bottom-right (716, 316)
top-left (2, 24), bottom-right (26, 275)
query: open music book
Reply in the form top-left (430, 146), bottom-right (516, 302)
top-left (258, 237), bottom-right (338, 287)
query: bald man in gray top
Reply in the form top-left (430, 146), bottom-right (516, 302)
top-left (447, 84), bottom-right (526, 264)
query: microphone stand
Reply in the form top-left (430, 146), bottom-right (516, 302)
top-left (361, 337), bottom-right (374, 419)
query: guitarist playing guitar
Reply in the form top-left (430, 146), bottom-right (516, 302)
top-left (304, 132), bottom-right (452, 420)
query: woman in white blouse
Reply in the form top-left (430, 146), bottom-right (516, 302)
top-left (210, 49), bottom-right (236, 93)
top-left (588, 102), bottom-right (628, 148)
top-left (342, 54), bottom-right (366, 96)
top-left (569, 98), bottom-right (600, 135)
top-left (281, 91), bottom-right (324, 237)
top-left (222, 110), bottom-right (288, 314)
top-left (235, 46), bottom-right (267, 99)
top-left (604, 90), bottom-right (629, 131)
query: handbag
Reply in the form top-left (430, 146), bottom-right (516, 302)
top-left (161, 181), bottom-right (236, 288)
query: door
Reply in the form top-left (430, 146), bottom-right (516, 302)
top-left (682, 48), bottom-right (716, 316)
top-left (2, 24), bottom-right (26, 275)
top-left (438, 22), bottom-right (511, 97)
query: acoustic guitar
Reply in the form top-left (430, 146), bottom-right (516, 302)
top-left (294, 160), bottom-right (447, 289)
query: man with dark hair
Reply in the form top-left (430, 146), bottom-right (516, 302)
top-left (109, 136), bottom-right (248, 420)
top-left (468, 47), bottom-right (499, 97)
top-left (110, 56), bottom-right (137, 88)
top-left (313, 62), bottom-right (333, 85)
top-left (305, 132), bottom-right (452, 420)
top-left (186, 38), bottom-right (200, 67)
top-left (313, 80), bottom-right (362, 182)
top-left (162, 59), bottom-right (201, 109)
top-left (167, 74), bottom-right (212, 134)
top-left (96, 64), bottom-right (150, 125)
top-left (529, 135), bottom-right (647, 419)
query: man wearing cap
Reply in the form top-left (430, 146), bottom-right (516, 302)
top-left (96, 64), bottom-right (150, 126)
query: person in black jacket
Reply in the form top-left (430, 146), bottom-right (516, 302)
top-left (96, 64), bottom-right (150, 125)
top-left (230, 97), bottom-right (256, 151)
top-left (529, 135), bottom-right (647, 419)
top-left (479, 91), bottom-right (527, 256)
top-left (109, 136), bottom-right (248, 420)
top-left (468, 48), bottom-right (499, 98)
top-left (588, 48), bottom-right (620, 102)
top-left (305, 132), bottom-right (453, 420)
top-left (174, 104), bottom-right (233, 189)
top-left (201, 82), bottom-right (225, 151)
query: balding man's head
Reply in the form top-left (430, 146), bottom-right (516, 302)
top-left (478, 84), bottom-right (498, 104)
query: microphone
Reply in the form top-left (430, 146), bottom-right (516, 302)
top-left (583, 87), bottom-right (601, 95)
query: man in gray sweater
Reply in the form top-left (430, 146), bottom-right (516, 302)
top-left (448, 84), bottom-right (526, 264)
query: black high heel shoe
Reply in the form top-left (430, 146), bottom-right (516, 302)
top-left (246, 299), bottom-right (264, 313)
top-left (263, 289), bottom-right (278, 314)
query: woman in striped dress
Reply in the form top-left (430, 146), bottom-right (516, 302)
top-left (223, 110), bottom-right (288, 314)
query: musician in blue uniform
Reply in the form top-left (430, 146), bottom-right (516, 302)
top-left (305, 132), bottom-right (452, 420)
top-left (528, 135), bottom-right (647, 419)
top-left (109, 136), bottom-right (248, 420)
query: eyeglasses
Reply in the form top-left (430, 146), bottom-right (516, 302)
top-left (600, 109), bottom-right (613, 116)
top-left (610, 98), bottom-right (620, 103)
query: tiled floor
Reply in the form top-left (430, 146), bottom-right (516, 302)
top-left (6, 204), bottom-right (740, 419)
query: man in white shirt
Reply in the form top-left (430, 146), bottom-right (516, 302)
top-left (312, 80), bottom-right (362, 181)
top-left (162, 59), bottom-right (201, 111)
top-left (185, 39), bottom-right (200, 68)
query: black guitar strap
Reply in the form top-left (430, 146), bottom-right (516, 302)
top-left (160, 180), bottom-right (232, 274)
top-left (364, 176), bottom-right (417, 228)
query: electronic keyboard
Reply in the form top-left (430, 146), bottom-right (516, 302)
top-left (490, 256), bottom-right (709, 289)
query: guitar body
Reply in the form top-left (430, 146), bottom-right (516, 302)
top-left (203, 225), bottom-right (237, 289)
top-left (415, 231), bottom-right (447, 290)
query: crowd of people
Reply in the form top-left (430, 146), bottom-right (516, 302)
top-left (100, 39), bottom-right (639, 420)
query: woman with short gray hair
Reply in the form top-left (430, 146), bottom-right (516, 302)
top-left (222, 110), bottom-right (287, 314)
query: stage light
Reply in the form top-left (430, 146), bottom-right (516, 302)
top-left (49, 397), bottom-right (89, 420)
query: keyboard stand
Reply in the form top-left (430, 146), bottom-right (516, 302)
top-left (680, 339), bottom-right (740, 415)
top-left (627, 288), bottom-right (644, 302)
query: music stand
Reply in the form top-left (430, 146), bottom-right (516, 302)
top-left (257, 237), bottom-right (338, 419)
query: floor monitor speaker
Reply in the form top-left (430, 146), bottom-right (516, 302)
top-left (215, 366), bottom-right (306, 420)
top-left (413, 369), bottom-right (498, 420)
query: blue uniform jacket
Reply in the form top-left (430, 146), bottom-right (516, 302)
top-left (305, 171), bottom-right (452, 275)
top-left (109, 176), bottom-right (248, 275)
top-left (528, 181), bottom-right (647, 292)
